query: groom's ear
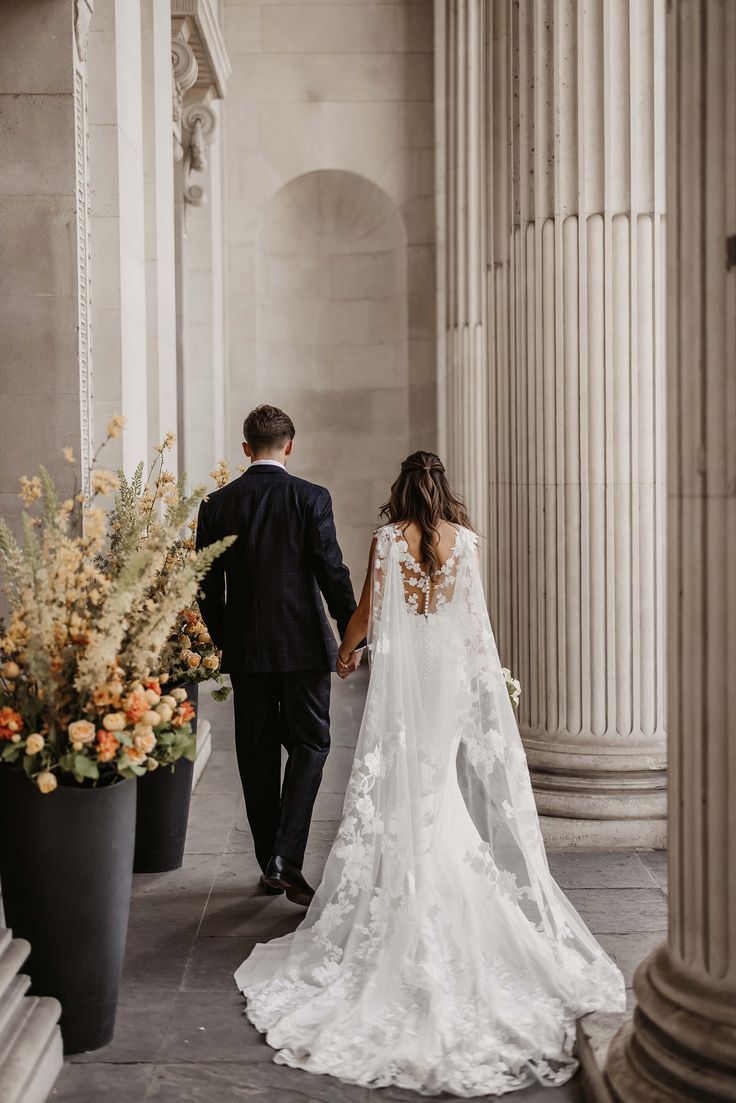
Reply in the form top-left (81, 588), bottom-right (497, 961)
top-left (243, 441), bottom-right (251, 458)
top-left (285, 439), bottom-right (293, 457)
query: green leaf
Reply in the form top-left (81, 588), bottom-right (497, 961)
top-left (73, 753), bottom-right (99, 782)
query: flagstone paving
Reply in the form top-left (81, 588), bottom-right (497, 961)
top-left (51, 669), bottom-right (667, 1102)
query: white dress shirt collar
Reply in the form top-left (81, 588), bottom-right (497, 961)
top-left (249, 459), bottom-right (286, 470)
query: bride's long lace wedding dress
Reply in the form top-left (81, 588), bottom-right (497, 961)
top-left (234, 524), bottom-right (625, 1097)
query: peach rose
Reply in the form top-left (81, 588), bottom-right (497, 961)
top-left (36, 771), bottom-right (57, 794)
top-left (3, 660), bottom-right (20, 679)
top-left (171, 687), bottom-right (188, 703)
top-left (25, 733), bottom-right (45, 755)
top-left (155, 703), bottom-right (173, 724)
top-left (186, 653), bottom-right (201, 669)
top-left (141, 709), bottom-right (162, 727)
top-left (202, 654), bottom-right (219, 671)
top-left (126, 746), bottom-right (146, 765)
top-left (134, 730), bottom-right (156, 754)
top-left (68, 719), bottom-right (96, 748)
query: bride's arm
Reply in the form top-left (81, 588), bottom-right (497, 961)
top-left (337, 538), bottom-right (377, 672)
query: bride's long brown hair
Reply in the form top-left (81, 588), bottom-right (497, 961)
top-left (379, 451), bottom-right (474, 575)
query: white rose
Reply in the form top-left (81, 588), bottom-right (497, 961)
top-left (171, 687), bottom-right (188, 703)
top-left (144, 688), bottom-right (161, 706)
top-left (102, 712), bottom-right (126, 732)
top-left (25, 733), bottom-right (45, 755)
top-left (36, 771), bottom-right (57, 794)
top-left (142, 709), bottom-right (162, 727)
top-left (155, 704), bottom-right (173, 723)
top-left (159, 695), bottom-right (177, 709)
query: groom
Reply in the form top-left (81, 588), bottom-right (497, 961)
top-left (195, 405), bottom-right (360, 906)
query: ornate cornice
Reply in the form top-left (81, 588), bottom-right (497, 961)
top-left (171, 0), bottom-right (230, 99)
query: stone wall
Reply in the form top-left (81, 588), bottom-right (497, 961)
top-left (223, 0), bottom-right (437, 581)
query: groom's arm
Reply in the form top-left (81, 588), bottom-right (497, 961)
top-left (307, 488), bottom-right (357, 639)
top-left (195, 498), bottom-right (226, 649)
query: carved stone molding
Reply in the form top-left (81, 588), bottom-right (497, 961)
top-left (181, 102), bottom-right (216, 174)
top-left (74, 0), bottom-right (94, 64)
top-left (74, 65), bottom-right (93, 495)
top-left (171, 39), bottom-right (198, 163)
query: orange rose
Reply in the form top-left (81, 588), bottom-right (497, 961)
top-left (0, 707), bottom-right (24, 742)
top-left (96, 729), bottom-right (120, 763)
top-left (123, 688), bottom-right (147, 724)
top-left (172, 700), bottom-right (195, 728)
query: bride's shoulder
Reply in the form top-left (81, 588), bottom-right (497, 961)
top-left (372, 522), bottom-right (400, 539)
top-left (451, 523), bottom-right (479, 547)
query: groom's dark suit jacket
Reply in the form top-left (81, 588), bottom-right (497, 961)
top-left (195, 465), bottom-right (356, 673)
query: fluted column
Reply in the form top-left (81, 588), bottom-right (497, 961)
top-left (480, 0), bottom-right (667, 845)
top-left (606, 2), bottom-right (736, 1097)
top-left (445, 0), bottom-right (490, 583)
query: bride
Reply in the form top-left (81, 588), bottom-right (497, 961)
top-left (234, 451), bottom-right (625, 1097)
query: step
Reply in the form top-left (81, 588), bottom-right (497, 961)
top-left (0, 994), bottom-right (62, 1103)
top-left (193, 717), bottom-right (212, 789)
top-left (0, 974), bottom-right (31, 1041)
top-left (0, 936), bottom-right (30, 1004)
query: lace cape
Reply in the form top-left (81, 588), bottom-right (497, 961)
top-left (235, 524), bottom-right (625, 1097)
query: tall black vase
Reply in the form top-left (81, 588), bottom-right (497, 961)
top-left (0, 768), bottom-right (136, 1054)
top-left (133, 682), bottom-right (198, 874)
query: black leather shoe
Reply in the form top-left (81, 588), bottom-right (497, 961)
top-left (259, 874), bottom-right (283, 896)
top-left (263, 854), bottom-right (315, 907)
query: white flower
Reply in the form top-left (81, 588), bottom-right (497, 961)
top-left (36, 771), bottom-right (57, 794)
top-left (102, 712), bottom-right (126, 732)
top-left (26, 733), bottom-right (45, 755)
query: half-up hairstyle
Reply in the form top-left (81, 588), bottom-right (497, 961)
top-left (379, 451), bottom-right (474, 575)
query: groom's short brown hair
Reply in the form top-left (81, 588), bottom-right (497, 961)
top-left (243, 404), bottom-right (295, 453)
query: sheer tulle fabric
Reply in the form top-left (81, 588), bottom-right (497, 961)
top-left (234, 525), bottom-right (625, 1097)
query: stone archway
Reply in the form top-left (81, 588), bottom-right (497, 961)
top-left (257, 169), bottom-right (409, 582)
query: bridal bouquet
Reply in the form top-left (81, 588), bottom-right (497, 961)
top-left (0, 419), bottom-right (234, 792)
top-left (503, 667), bottom-right (521, 709)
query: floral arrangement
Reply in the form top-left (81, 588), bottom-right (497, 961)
top-left (110, 451), bottom-right (234, 701)
top-left (0, 418), bottom-right (234, 792)
top-left (503, 668), bottom-right (521, 710)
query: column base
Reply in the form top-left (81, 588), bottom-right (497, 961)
top-left (605, 944), bottom-right (736, 1101)
top-left (523, 734), bottom-right (667, 847)
top-left (540, 815), bottom-right (665, 849)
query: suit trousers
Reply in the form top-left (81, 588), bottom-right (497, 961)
top-left (230, 670), bottom-right (331, 872)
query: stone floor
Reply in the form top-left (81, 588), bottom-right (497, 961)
top-left (51, 669), bottom-right (668, 1103)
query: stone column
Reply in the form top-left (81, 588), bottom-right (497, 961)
top-left (445, 0), bottom-right (490, 584)
top-left (87, 0), bottom-right (149, 470)
top-left (141, 0), bottom-right (179, 468)
top-left (606, 1), bottom-right (736, 1096)
top-left (170, 1), bottom-right (230, 486)
top-left (466, 0), bottom-right (667, 846)
top-left (0, 0), bottom-right (92, 512)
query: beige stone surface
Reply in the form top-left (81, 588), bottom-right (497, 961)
top-left (224, 0), bottom-right (436, 583)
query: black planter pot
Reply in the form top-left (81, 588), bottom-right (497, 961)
top-left (133, 682), bottom-right (198, 874)
top-left (0, 768), bottom-right (136, 1054)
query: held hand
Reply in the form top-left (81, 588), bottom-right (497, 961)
top-left (337, 649), bottom-right (362, 679)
